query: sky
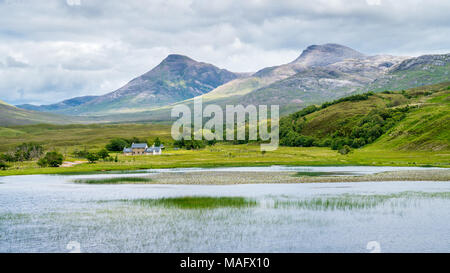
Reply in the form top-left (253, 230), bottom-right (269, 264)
top-left (0, 0), bottom-right (449, 105)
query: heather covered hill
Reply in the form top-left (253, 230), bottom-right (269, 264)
top-left (279, 82), bottom-right (450, 152)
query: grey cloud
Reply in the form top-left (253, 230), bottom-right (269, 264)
top-left (0, 0), bottom-right (449, 105)
top-left (5, 56), bottom-right (29, 68)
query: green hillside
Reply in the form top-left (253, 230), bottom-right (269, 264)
top-left (280, 82), bottom-right (450, 152)
top-left (0, 99), bottom-right (90, 126)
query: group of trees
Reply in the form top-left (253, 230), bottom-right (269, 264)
top-left (279, 93), bottom-right (410, 153)
top-left (0, 143), bottom-right (47, 170)
top-left (0, 142), bottom-right (65, 169)
top-left (72, 147), bottom-right (117, 163)
top-left (0, 143), bottom-right (44, 163)
top-left (105, 137), bottom-right (162, 152)
top-left (328, 107), bottom-right (409, 150)
top-left (86, 149), bottom-right (118, 163)
top-left (173, 138), bottom-right (206, 150)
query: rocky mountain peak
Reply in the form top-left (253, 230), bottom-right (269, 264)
top-left (292, 43), bottom-right (366, 67)
top-left (160, 54), bottom-right (195, 64)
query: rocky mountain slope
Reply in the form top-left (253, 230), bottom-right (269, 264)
top-left (20, 54), bottom-right (240, 115)
top-left (18, 95), bottom-right (98, 113)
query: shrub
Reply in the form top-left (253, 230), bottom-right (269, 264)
top-left (86, 152), bottom-right (99, 163)
top-left (97, 149), bottom-right (110, 160)
top-left (37, 151), bottom-right (64, 167)
top-left (0, 161), bottom-right (9, 170)
top-left (0, 153), bottom-right (16, 162)
top-left (72, 149), bottom-right (90, 158)
top-left (338, 145), bottom-right (351, 155)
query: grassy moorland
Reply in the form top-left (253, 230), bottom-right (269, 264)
top-left (0, 82), bottom-right (448, 176)
top-left (0, 123), bottom-right (173, 154)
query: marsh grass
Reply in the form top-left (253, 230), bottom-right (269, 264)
top-left (73, 176), bottom-right (153, 184)
top-left (274, 196), bottom-right (384, 210)
top-left (273, 191), bottom-right (450, 211)
top-left (125, 196), bottom-right (258, 209)
top-left (107, 191), bottom-right (450, 211)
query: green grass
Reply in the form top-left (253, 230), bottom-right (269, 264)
top-left (125, 196), bottom-right (258, 209)
top-left (1, 143), bottom-right (448, 176)
top-left (73, 176), bottom-right (153, 184)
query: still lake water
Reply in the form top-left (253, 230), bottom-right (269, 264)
top-left (0, 166), bottom-right (449, 253)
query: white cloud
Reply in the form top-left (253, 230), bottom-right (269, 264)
top-left (366, 0), bottom-right (381, 6)
top-left (66, 0), bottom-right (81, 6)
top-left (0, 0), bottom-right (449, 105)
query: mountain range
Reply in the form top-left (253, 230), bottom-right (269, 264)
top-left (10, 43), bottom-right (450, 125)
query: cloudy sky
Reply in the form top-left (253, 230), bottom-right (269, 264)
top-left (1, 0), bottom-right (449, 105)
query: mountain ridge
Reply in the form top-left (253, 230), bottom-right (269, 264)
top-left (12, 44), bottom-right (450, 122)
top-left (19, 54), bottom-right (241, 115)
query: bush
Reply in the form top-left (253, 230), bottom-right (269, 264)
top-left (37, 151), bottom-right (64, 167)
top-left (73, 149), bottom-right (90, 158)
top-left (97, 149), bottom-right (110, 160)
top-left (86, 153), bottom-right (99, 163)
top-left (0, 161), bottom-right (9, 170)
top-left (0, 153), bottom-right (16, 162)
top-left (338, 145), bottom-right (351, 155)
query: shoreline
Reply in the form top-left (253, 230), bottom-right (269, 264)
top-left (149, 170), bottom-right (450, 184)
top-left (1, 162), bottom-right (449, 177)
top-left (68, 169), bottom-right (450, 185)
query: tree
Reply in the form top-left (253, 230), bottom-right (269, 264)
top-left (351, 138), bottom-right (366, 148)
top-left (37, 151), bottom-right (64, 167)
top-left (14, 143), bottom-right (43, 161)
top-left (97, 149), bottom-right (110, 160)
top-left (0, 161), bottom-right (9, 170)
top-left (86, 153), bottom-right (99, 163)
top-left (106, 138), bottom-right (128, 152)
top-left (153, 137), bottom-right (161, 147)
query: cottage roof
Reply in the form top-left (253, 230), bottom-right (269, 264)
top-left (146, 147), bottom-right (161, 153)
top-left (131, 143), bottom-right (148, 149)
top-left (123, 148), bottom-right (132, 153)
